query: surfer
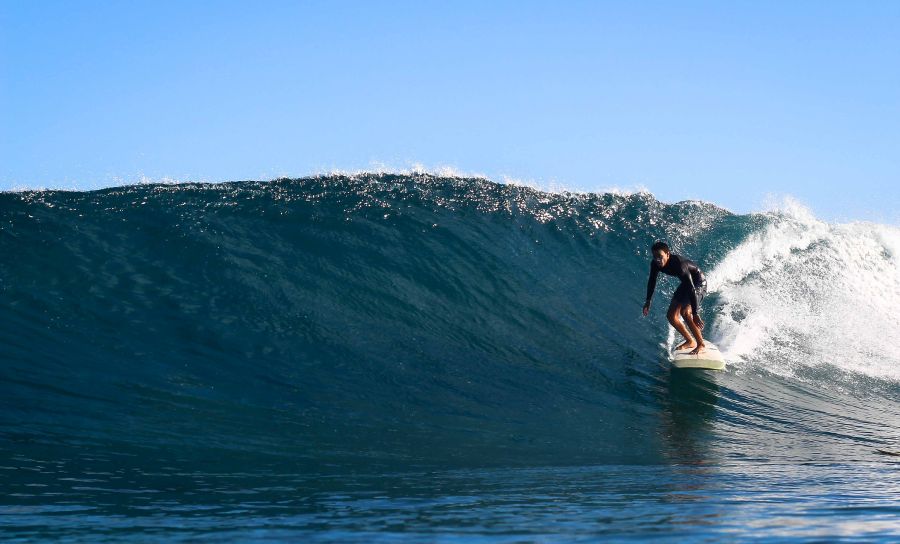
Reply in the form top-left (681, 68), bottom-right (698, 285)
top-left (642, 241), bottom-right (708, 354)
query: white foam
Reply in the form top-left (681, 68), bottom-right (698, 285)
top-left (708, 197), bottom-right (900, 383)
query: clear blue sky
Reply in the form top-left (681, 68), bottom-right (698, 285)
top-left (2, 1), bottom-right (898, 221)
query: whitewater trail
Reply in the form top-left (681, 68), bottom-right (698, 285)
top-left (708, 198), bottom-right (900, 383)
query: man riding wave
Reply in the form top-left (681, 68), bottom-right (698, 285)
top-left (642, 241), bottom-right (708, 355)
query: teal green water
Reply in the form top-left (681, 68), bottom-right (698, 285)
top-left (2, 174), bottom-right (900, 541)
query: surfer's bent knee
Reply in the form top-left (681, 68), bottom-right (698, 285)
top-left (667, 306), bottom-right (680, 323)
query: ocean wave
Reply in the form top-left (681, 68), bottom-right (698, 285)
top-left (2, 174), bottom-right (898, 470)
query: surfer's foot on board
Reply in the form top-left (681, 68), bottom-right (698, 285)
top-left (675, 341), bottom-right (696, 351)
top-left (689, 342), bottom-right (706, 355)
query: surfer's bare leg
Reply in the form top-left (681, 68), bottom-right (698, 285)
top-left (681, 306), bottom-right (706, 354)
top-left (667, 304), bottom-right (696, 351)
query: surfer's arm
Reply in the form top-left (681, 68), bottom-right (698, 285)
top-left (644, 262), bottom-right (659, 310)
top-left (682, 269), bottom-right (700, 318)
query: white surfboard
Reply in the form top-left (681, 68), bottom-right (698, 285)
top-left (672, 342), bottom-right (726, 370)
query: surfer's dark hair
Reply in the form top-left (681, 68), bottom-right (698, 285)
top-left (651, 241), bottom-right (670, 254)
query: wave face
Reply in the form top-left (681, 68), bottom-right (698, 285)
top-left (2, 174), bottom-right (900, 475)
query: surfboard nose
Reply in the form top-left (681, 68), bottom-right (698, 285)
top-left (671, 342), bottom-right (726, 370)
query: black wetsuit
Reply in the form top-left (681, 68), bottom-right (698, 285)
top-left (645, 254), bottom-right (707, 316)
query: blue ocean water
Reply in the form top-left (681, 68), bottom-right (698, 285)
top-left (2, 173), bottom-right (900, 541)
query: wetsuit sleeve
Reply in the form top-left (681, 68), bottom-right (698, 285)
top-left (645, 261), bottom-right (660, 305)
top-left (680, 263), bottom-right (699, 316)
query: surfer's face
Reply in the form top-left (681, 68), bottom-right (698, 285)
top-left (653, 249), bottom-right (669, 267)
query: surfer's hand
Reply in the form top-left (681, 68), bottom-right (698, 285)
top-left (642, 303), bottom-right (650, 317)
top-left (693, 315), bottom-right (704, 330)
